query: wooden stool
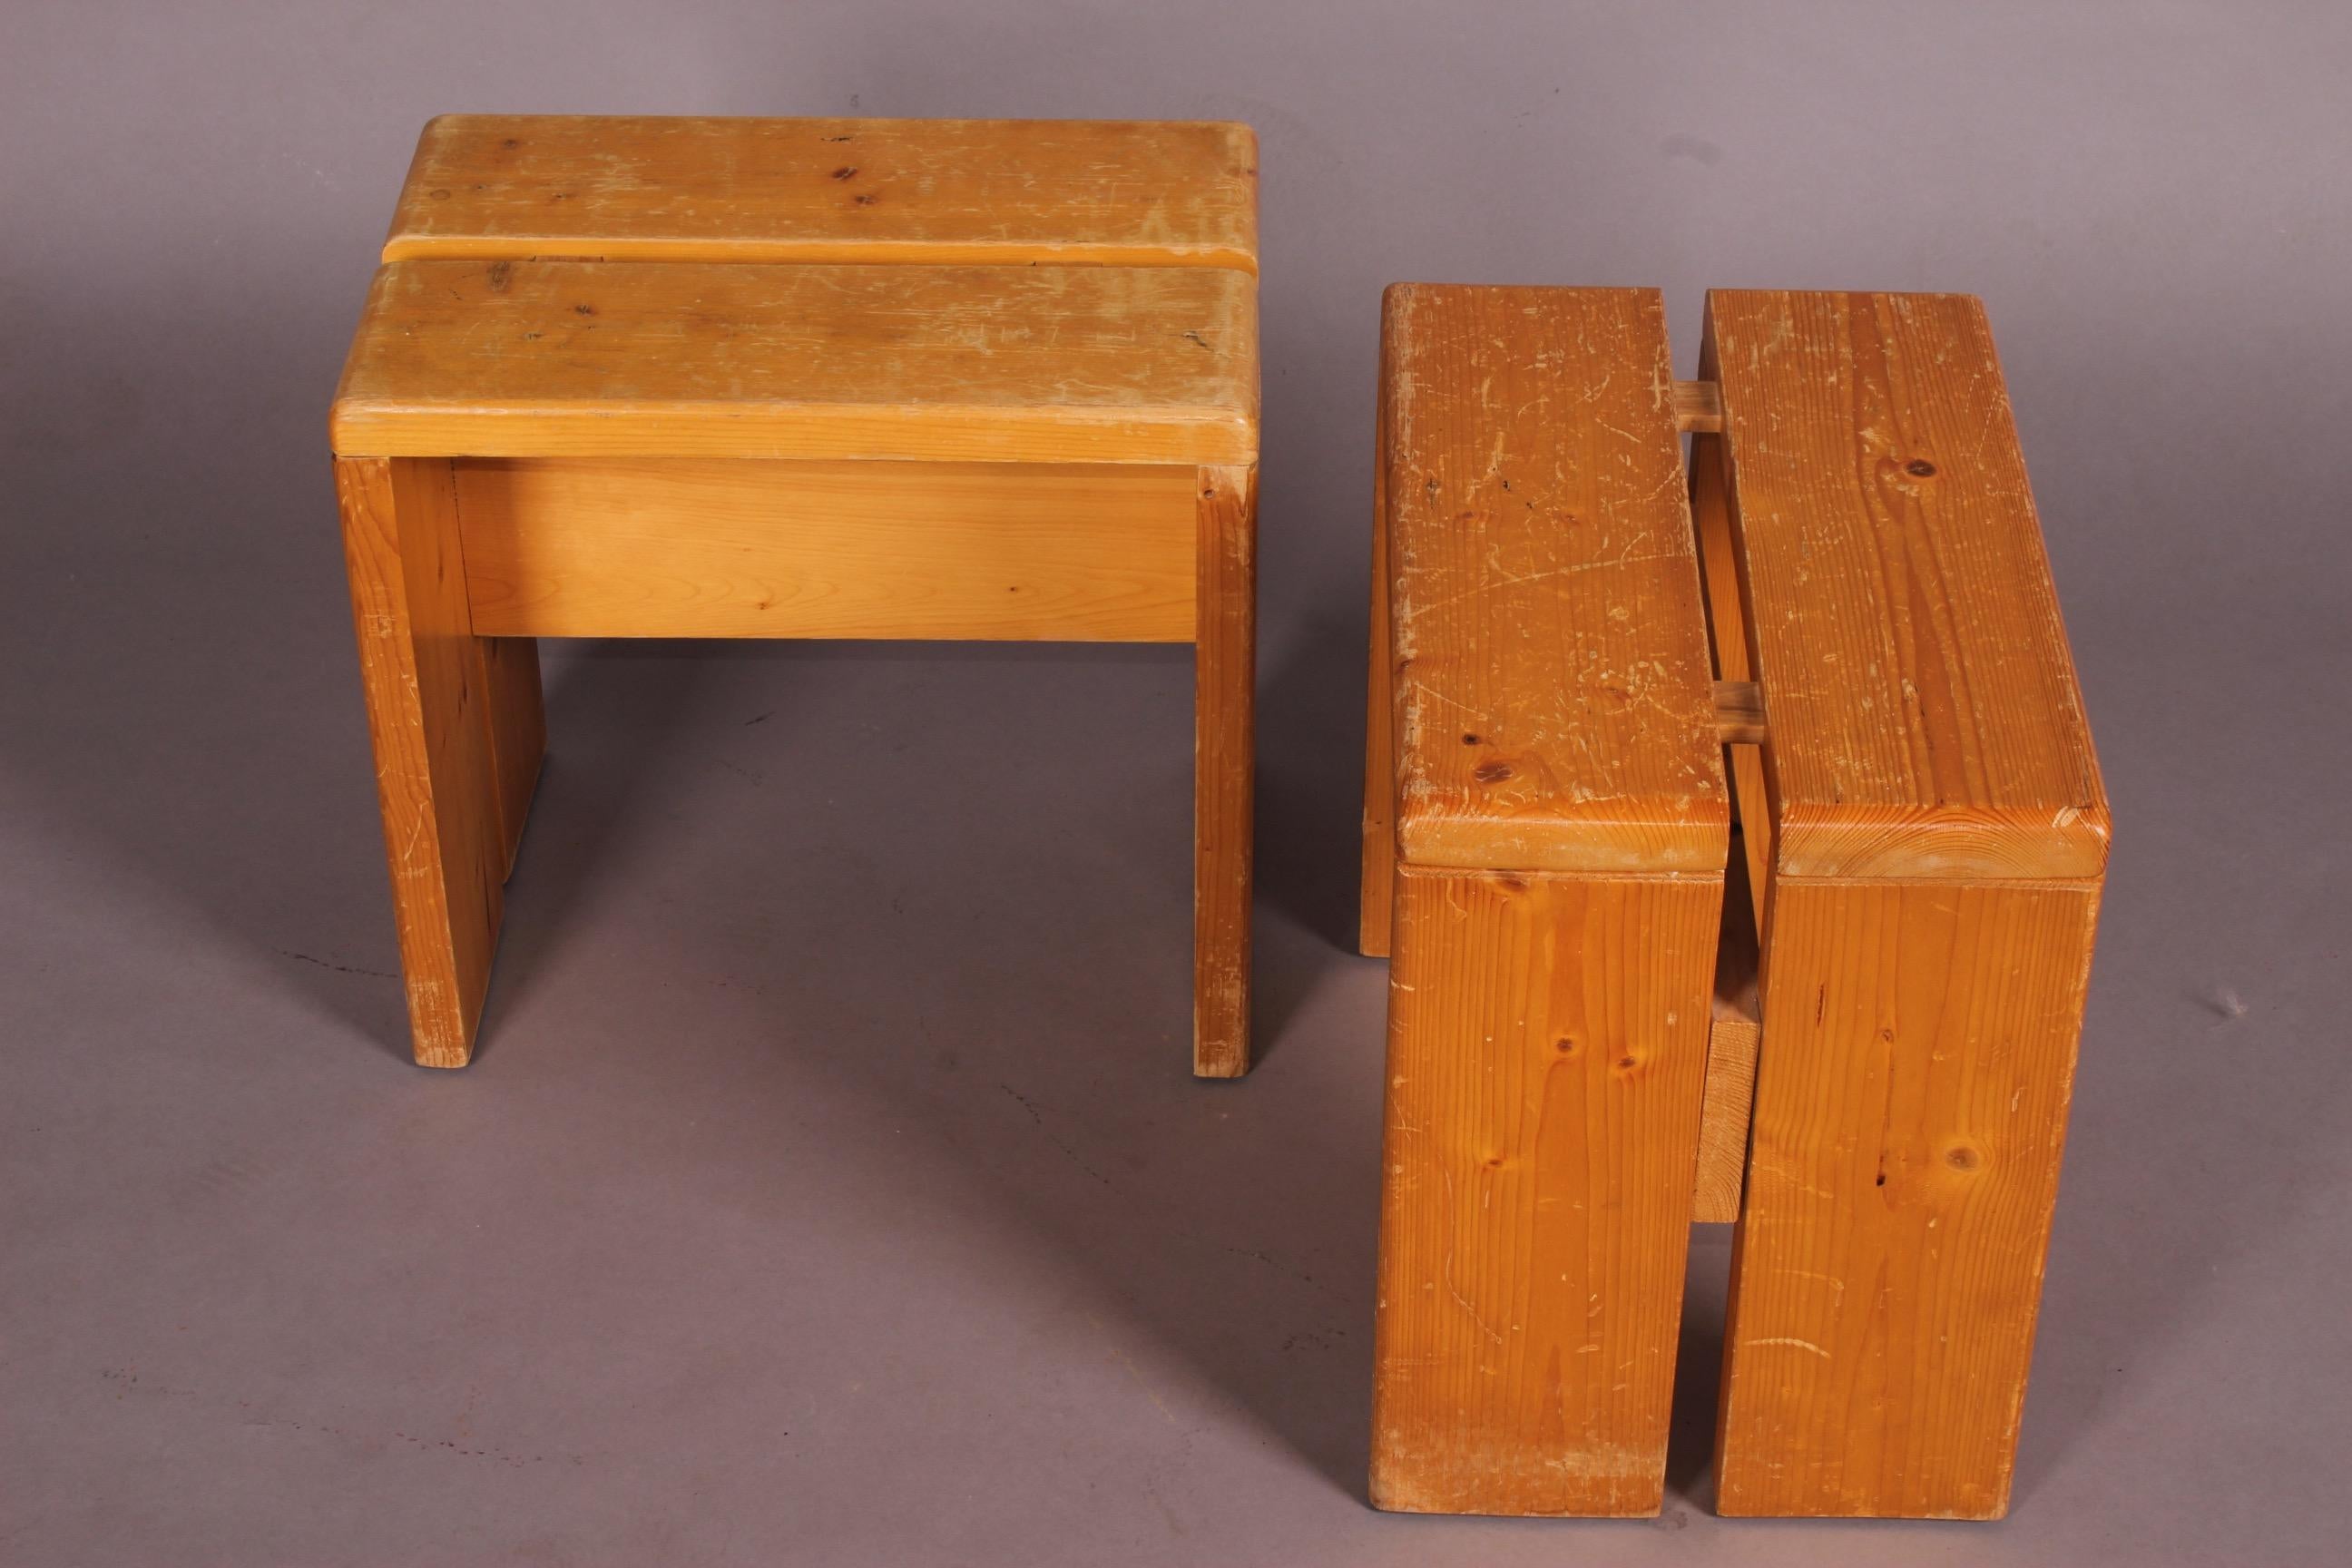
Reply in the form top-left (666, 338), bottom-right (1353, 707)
top-left (329, 116), bottom-right (1260, 1075)
top-left (1360, 286), bottom-right (2109, 1518)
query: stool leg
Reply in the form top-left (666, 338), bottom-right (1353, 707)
top-left (1714, 878), bottom-right (2102, 1517)
top-left (1357, 414), bottom-right (1395, 958)
top-left (335, 456), bottom-right (521, 1067)
top-left (1192, 464), bottom-right (1255, 1077)
top-left (1371, 867), bottom-right (1722, 1515)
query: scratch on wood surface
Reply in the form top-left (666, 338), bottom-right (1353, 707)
top-left (1744, 1337), bottom-right (1831, 1359)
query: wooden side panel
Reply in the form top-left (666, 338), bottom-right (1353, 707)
top-left (1382, 284), bottom-right (1727, 876)
top-left (456, 458), bottom-right (1198, 642)
top-left (386, 115), bottom-right (1259, 272)
top-left (1704, 291), bottom-right (2109, 880)
top-left (1373, 867), bottom-right (1722, 1516)
top-left (1358, 331), bottom-right (1396, 957)
top-left (334, 456), bottom-right (507, 1067)
top-left (1192, 465), bottom-right (1256, 1077)
top-left (330, 260), bottom-right (1259, 466)
top-left (1715, 878), bottom-right (2102, 1518)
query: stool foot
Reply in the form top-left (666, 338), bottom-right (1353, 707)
top-left (335, 456), bottom-right (518, 1067)
top-left (1192, 464), bottom-right (1255, 1077)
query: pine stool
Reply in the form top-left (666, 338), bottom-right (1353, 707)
top-left (1360, 286), bottom-right (2108, 1518)
top-left (329, 116), bottom-right (1261, 1074)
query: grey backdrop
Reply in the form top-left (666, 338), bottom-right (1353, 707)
top-left (5, 2), bottom-right (2347, 1563)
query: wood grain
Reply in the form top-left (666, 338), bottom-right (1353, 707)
top-left (330, 260), bottom-right (1259, 465)
top-left (334, 456), bottom-right (507, 1067)
top-left (454, 458), bottom-right (1197, 642)
top-left (1704, 291), bottom-right (2109, 880)
top-left (1382, 284), bottom-right (1728, 875)
top-left (1693, 1018), bottom-right (1760, 1225)
top-left (1373, 867), bottom-right (1722, 1516)
top-left (1714, 878), bottom-right (2102, 1517)
top-left (1192, 465), bottom-right (1256, 1077)
top-left (386, 115), bottom-right (1259, 272)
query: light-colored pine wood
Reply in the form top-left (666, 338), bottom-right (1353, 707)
top-left (454, 458), bottom-right (1198, 642)
top-left (330, 260), bottom-right (1259, 466)
top-left (1368, 285), bottom-right (1726, 1515)
top-left (335, 456), bottom-right (509, 1067)
top-left (1381, 284), bottom-right (1727, 877)
top-left (1708, 290), bottom-right (2110, 1518)
top-left (1192, 465), bottom-right (1256, 1077)
top-left (1700, 291), bottom-right (2108, 881)
top-left (386, 115), bottom-right (1259, 272)
top-left (1373, 867), bottom-right (1722, 1515)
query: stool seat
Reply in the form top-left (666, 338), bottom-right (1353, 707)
top-left (384, 114), bottom-right (1259, 270)
top-left (331, 259), bottom-right (1259, 463)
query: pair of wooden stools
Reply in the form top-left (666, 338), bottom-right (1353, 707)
top-left (331, 117), bottom-right (2108, 1521)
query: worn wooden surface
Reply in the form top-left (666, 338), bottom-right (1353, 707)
top-left (1373, 867), bottom-right (1722, 1516)
top-left (1380, 284), bottom-right (1727, 876)
top-left (1708, 290), bottom-right (2109, 1518)
top-left (455, 458), bottom-right (1198, 642)
top-left (1703, 291), bottom-right (2108, 880)
top-left (386, 115), bottom-right (1259, 272)
top-left (335, 456), bottom-right (509, 1067)
top-left (1192, 465), bottom-right (1257, 1077)
top-left (1367, 285), bottom-right (1725, 1514)
top-left (1694, 1017), bottom-right (1759, 1225)
top-left (330, 260), bottom-right (1259, 465)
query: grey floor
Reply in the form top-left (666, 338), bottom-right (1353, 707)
top-left (5, 3), bottom-right (2349, 1563)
